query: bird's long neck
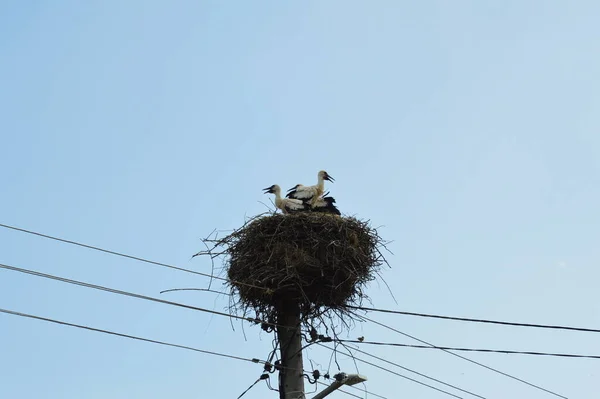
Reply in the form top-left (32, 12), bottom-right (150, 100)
top-left (273, 187), bottom-right (283, 206)
top-left (317, 176), bottom-right (325, 192)
top-left (273, 187), bottom-right (281, 200)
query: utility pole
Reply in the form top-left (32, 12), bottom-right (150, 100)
top-left (276, 301), bottom-right (304, 399)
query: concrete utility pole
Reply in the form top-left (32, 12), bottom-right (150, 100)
top-left (276, 302), bottom-right (305, 399)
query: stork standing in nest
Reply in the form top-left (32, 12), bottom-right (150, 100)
top-left (310, 191), bottom-right (341, 215)
top-left (311, 197), bottom-right (341, 215)
top-left (263, 184), bottom-right (308, 214)
top-left (286, 170), bottom-right (334, 206)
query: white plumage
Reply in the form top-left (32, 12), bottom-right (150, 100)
top-left (263, 184), bottom-right (308, 214)
top-left (286, 170), bottom-right (334, 205)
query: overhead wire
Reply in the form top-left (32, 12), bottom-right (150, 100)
top-left (316, 380), bottom-right (390, 399)
top-left (335, 339), bottom-right (600, 360)
top-left (349, 305), bottom-right (600, 334)
top-left (344, 384), bottom-right (388, 399)
top-left (1, 262), bottom-right (394, 398)
top-left (317, 343), bottom-right (467, 399)
top-left (0, 307), bottom-right (268, 365)
top-left (0, 222), bottom-right (266, 292)
top-left (2, 223), bottom-right (592, 337)
top-left (0, 223), bottom-right (571, 398)
top-left (355, 314), bottom-right (568, 399)
top-left (0, 307), bottom-right (328, 384)
top-left (324, 343), bottom-right (487, 398)
top-left (236, 375), bottom-right (266, 399)
top-left (2, 307), bottom-right (390, 399)
top-left (0, 262), bottom-right (282, 330)
top-left (315, 381), bottom-right (363, 399)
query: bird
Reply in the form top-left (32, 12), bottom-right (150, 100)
top-left (309, 191), bottom-right (341, 215)
top-left (263, 184), bottom-right (308, 214)
top-left (286, 170), bottom-right (334, 205)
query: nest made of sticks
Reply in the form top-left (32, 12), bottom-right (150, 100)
top-left (199, 212), bottom-right (389, 324)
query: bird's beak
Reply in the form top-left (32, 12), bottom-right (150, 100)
top-left (262, 187), bottom-right (272, 193)
top-left (325, 174), bottom-right (335, 182)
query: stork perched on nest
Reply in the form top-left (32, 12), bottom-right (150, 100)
top-left (263, 184), bottom-right (308, 214)
top-left (286, 170), bottom-right (334, 206)
top-left (310, 191), bottom-right (341, 215)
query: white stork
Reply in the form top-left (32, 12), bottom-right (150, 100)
top-left (286, 170), bottom-right (334, 205)
top-left (263, 184), bottom-right (308, 214)
top-left (311, 192), bottom-right (341, 215)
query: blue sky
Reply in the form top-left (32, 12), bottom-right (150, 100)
top-left (1, 1), bottom-right (600, 398)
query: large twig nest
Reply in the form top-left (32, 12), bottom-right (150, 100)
top-left (203, 212), bottom-right (388, 322)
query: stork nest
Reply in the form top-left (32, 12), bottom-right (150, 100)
top-left (198, 212), bottom-right (389, 325)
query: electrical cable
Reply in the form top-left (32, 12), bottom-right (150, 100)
top-left (316, 381), bottom-right (363, 399)
top-left (345, 384), bottom-right (388, 399)
top-left (317, 343), bottom-right (466, 399)
top-left (0, 307), bottom-right (268, 365)
top-left (0, 223), bottom-right (569, 398)
top-left (335, 339), bottom-right (600, 359)
top-left (0, 223), bottom-right (266, 292)
top-left (355, 314), bottom-right (568, 399)
top-left (3, 223), bottom-right (588, 339)
top-left (0, 262), bottom-right (282, 330)
top-left (330, 343), bottom-right (487, 398)
top-left (349, 305), bottom-right (600, 334)
top-left (0, 262), bottom-right (386, 398)
top-left (0, 263), bottom-right (389, 398)
top-left (0, 306), bottom-right (329, 381)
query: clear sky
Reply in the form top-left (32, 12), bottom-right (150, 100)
top-left (1, 1), bottom-right (600, 398)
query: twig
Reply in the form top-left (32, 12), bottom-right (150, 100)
top-left (159, 288), bottom-right (230, 296)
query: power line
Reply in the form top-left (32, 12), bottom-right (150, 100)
top-left (0, 222), bottom-right (265, 292)
top-left (0, 262), bottom-right (434, 397)
top-left (2, 307), bottom-right (389, 399)
top-left (0, 223), bottom-right (567, 397)
top-left (334, 388), bottom-right (363, 399)
top-left (0, 307), bottom-right (268, 365)
top-left (316, 344), bottom-right (468, 399)
top-left (315, 381), bottom-right (363, 399)
top-left (349, 305), bottom-right (600, 334)
top-left (344, 385), bottom-right (388, 399)
top-left (333, 344), bottom-right (487, 399)
top-left (0, 306), bottom-right (328, 377)
top-left (0, 263), bottom-right (559, 399)
top-left (0, 262), bottom-right (281, 330)
top-left (1, 262), bottom-right (441, 399)
top-left (4, 223), bottom-right (585, 340)
top-left (355, 314), bottom-right (568, 399)
top-left (316, 380), bottom-right (390, 399)
top-left (336, 339), bottom-right (600, 360)
top-left (237, 375), bottom-right (269, 399)
top-left (0, 262), bottom-right (428, 398)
